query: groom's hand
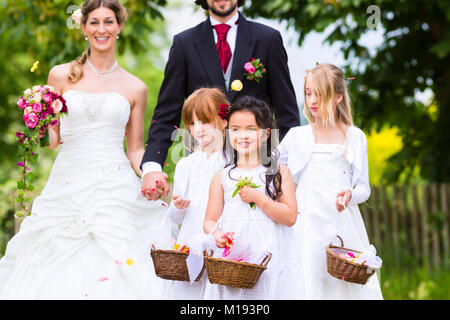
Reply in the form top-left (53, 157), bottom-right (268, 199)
top-left (141, 172), bottom-right (170, 201)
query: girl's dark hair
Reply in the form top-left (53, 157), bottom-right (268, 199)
top-left (195, 0), bottom-right (245, 10)
top-left (224, 96), bottom-right (282, 201)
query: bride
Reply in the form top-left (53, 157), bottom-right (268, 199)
top-left (0, 0), bottom-right (171, 299)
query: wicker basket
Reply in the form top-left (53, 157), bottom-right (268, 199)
top-left (204, 250), bottom-right (272, 289)
top-left (150, 244), bottom-right (205, 282)
top-left (326, 235), bottom-right (376, 285)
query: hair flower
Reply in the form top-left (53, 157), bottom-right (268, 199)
top-left (72, 8), bottom-right (83, 24)
top-left (218, 103), bottom-right (230, 120)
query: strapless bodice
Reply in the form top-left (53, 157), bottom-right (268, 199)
top-left (60, 90), bottom-right (130, 148)
top-left (54, 90), bottom-right (132, 172)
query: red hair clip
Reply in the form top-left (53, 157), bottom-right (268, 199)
top-left (218, 103), bottom-right (231, 120)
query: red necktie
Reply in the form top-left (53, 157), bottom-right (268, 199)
top-left (213, 24), bottom-right (232, 73)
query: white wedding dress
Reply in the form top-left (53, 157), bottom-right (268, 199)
top-left (0, 90), bottom-right (171, 299)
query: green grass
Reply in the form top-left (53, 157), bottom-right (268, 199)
top-left (380, 267), bottom-right (450, 300)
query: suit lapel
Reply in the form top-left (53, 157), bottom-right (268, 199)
top-left (194, 18), bottom-right (226, 91)
top-left (227, 13), bottom-right (255, 102)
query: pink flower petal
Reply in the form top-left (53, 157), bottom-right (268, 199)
top-left (115, 260), bottom-right (122, 266)
top-left (98, 276), bottom-right (109, 282)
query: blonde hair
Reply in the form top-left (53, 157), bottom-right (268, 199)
top-left (181, 88), bottom-right (229, 152)
top-left (303, 63), bottom-right (353, 127)
top-left (68, 0), bottom-right (128, 83)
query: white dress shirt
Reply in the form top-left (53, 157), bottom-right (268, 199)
top-left (142, 12), bottom-right (240, 178)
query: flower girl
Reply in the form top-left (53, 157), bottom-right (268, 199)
top-left (203, 96), bottom-right (304, 300)
top-left (167, 88), bottom-right (229, 299)
top-left (279, 63), bottom-right (383, 299)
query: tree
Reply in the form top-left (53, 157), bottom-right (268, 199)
top-left (244, 0), bottom-right (450, 183)
top-left (0, 0), bottom-right (168, 181)
top-left (0, 0), bottom-right (170, 253)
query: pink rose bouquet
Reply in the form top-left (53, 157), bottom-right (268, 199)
top-left (15, 85), bottom-right (68, 217)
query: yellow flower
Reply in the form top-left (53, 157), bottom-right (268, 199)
top-left (30, 61), bottom-right (39, 73)
top-left (126, 258), bottom-right (134, 266)
top-left (231, 80), bottom-right (243, 92)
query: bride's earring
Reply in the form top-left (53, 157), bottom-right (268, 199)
top-left (85, 36), bottom-right (88, 41)
top-left (116, 35), bottom-right (120, 39)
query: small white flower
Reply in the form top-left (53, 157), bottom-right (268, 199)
top-left (72, 8), bottom-right (82, 24)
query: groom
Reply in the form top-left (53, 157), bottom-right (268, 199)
top-left (141, 0), bottom-right (300, 200)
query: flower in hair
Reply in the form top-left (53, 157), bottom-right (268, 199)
top-left (218, 103), bottom-right (231, 120)
top-left (72, 8), bottom-right (82, 24)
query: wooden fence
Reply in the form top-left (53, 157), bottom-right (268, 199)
top-left (360, 183), bottom-right (449, 272)
top-left (9, 183), bottom-right (450, 272)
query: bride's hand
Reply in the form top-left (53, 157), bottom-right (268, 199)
top-left (336, 189), bottom-right (352, 212)
top-left (48, 117), bottom-right (61, 150)
top-left (173, 195), bottom-right (190, 210)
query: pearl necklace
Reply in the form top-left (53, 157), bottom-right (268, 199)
top-left (87, 58), bottom-right (118, 77)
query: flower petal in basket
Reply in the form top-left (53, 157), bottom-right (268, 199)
top-left (150, 244), bottom-right (205, 282)
top-left (325, 235), bottom-right (377, 285)
top-left (203, 250), bottom-right (272, 289)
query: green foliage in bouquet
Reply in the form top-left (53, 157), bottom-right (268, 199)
top-left (232, 176), bottom-right (261, 209)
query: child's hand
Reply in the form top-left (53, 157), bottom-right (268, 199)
top-left (173, 195), bottom-right (191, 210)
top-left (238, 186), bottom-right (261, 205)
top-left (336, 190), bottom-right (352, 212)
top-left (212, 230), bottom-right (227, 248)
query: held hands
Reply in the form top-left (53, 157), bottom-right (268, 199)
top-left (172, 195), bottom-right (191, 210)
top-left (336, 189), bottom-right (352, 212)
top-left (141, 171), bottom-right (170, 201)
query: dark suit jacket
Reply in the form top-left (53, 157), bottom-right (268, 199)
top-left (142, 13), bottom-right (300, 167)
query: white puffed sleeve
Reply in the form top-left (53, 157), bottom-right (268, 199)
top-left (277, 125), bottom-right (314, 181)
top-left (348, 129), bottom-right (371, 205)
top-left (167, 157), bottom-right (191, 224)
top-left (277, 130), bottom-right (292, 166)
